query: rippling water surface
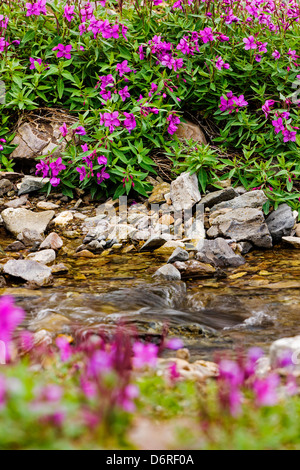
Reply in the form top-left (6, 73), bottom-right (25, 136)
top-left (1, 237), bottom-right (299, 360)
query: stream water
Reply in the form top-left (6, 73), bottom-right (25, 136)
top-left (1, 225), bottom-right (299, 361)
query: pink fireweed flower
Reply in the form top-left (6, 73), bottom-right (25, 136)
top-left (243, 35), bottom-right (257, 50)
top-left (168, 362), bottom-right (180, 382)
top-left (81, 143), bottom-right (89, 152)
top-left (0, 37), bottom-right (9, 52)
top-left (215, 56), bottom-right (230, 70)
top-left (35, 160), bottom-right (49, 178)
top-left (26, 1), bottom-right (47, 16)
top-left (255, 54), bottom-right (262, 62)
top-left (165, 338), bottom-right (184, 350)
top-left (56, 336), bottom-right (72, 362)
top-left (283, 129), bottom-right (297, 142)
top-left (262, 99), bottom-right (276, 118)
top-left (118, 384), bottom-right (139, 412)
top-left (103, 112), bottom-right (120, 133)
top-left (257, 42), bottom-right (268, 53)
top-left (167, 114), bottom-right (180, 135)
top-left (253, 374), bottom-right (280, 406)
top-left (0, 296), bottom-right (25, 361)
top-left (132, 341), bottom-right (158, 369)
top-left (52, 44), bottom-right (72, 60)
top-left (87, 349), bottom-right (113, 377)
top-left (272, 117), bottom-right (285, 134)
top-left (121, 24), bottom-right (128, 41)
top-left (97, 155), bottom-right (107, 165)
top-left (288, 48), bottom-right (299, 59)
top-left (217, 34), bottom-right (230, 42)
top-left (76, 166), bottom-right (87, 182)
top-left (116, 60), bottom-right (132, 77)
top-left (244, 347), bottom-right (264, 378)
top-left (119, 86), bottom-right (130, 102)
top-left (281, 111), bottom-right (290, 119)
top-left (29, 57), bottom-right (42, 70)
top-left (0, 138), bottom-right (6, 152)
top-left (123, 113), bottom-right (136, 134)
top-left (219, 359), bottom-right (244, 387)
top-left (64, 5), bottom-right (75, 22)
top-left (272, 49), bottom-right (280, 60)
top-left (50, 157), bottom-right (66, 177)
top-left (59, 123), bottom-right (68, 137)
top-left (153, 0), bottom-right (163, 4)
top-left (199, 27), bottom-right (214, 43)
top-left (96, 167), bottom-right (110, 184)
top-left (139, 45), bottom-right (145, 60)
top-left (74, 126), bottom-right (86, 136)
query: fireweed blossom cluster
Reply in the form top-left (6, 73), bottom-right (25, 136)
top-left (217, 347), bottom-right (297, 416)
top-left (219, 91), bottom-right (248, 113)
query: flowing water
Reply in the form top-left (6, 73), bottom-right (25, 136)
top-left (1, 226), bottom-right (299, 360)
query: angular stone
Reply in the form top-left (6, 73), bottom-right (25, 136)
top-left (1, 208), bottom-right (55, 236)
top-left (5, 195), bottom-right (28, 209)
top-left (17, 229), bottom-right (44, 247)
top-left (173, 259), bottom-right (216, 278)
top-left (149, 182), bottom-right (171, 204)
top-left (5, 241), bottom-right (25, 252)
top-left (207, 208), bottom-right (272, 248)
top-left (282, 236), bottom-right (300, 249)
top-left (175, 120), bottom-right (207, 144)
top-left (139, 235), bottom-right (169, 252)
top-left (51, 263), bottom-right (69, 274)
top-left (170, 172), bottom-right (201, 211)
top-left (266, 204), bottom-right (295, 243)
top-left (18, 176), bottom-right (50, 196)
top-left (195, 238), bottom-right (246, 267)
top-left (40, 232), bottom-right (63, 250)
top-left (27, 249), bottom-right (56, 265)
top-left (200, 187), bottom-right (237, 209)
top-left (167, 247), bottom-right (189, 264)
top-left (0, 179), bottom-right (13, 197)
top-left (211, 190), bottom-right (268, 213)
top-left (153, 264), bottom-right (181, 281)
top-left (37, 201), bottom-right (59, 210)
top-left (3, 259), bottom-right (52, 286)
top-left (53, 211), bottom-right (73, 226)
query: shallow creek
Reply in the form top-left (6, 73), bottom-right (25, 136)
top-left (1, 228), bottom-right (299, 360)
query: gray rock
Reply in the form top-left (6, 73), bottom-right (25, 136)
top-left (139, 235), bottom-right (169, 252)
top-left (37, 201), bottom-right (60, 210)
top-left (5, 241), bottom-right (25, 252)
top-left (200, 187), bottom-right (237, 209)
top-left (237, 241), bottom-right (253, 255)
top-left (266, 204), bottom-right (295, 243)
top-left (167, 247), bottom-right (189, 264)
top-left (0, 179), bottom-right (13, 196)
top-left (27, 249), bottom-right (56, 265)
top-left (207, 208), bottom-right (272, 248)
top-left (270, 335), bottom-right (300, 369)
top-left (18, 176), bottom-right (50, 196)
top-left (130, 229), bottom-right (152, 242)
top-left (211, 189), bottom-right (268, 213)
top-left (153, 264), bottom-right (181, 281)
top-left (170, 172), bottom-right (201, 211)
top-left (1, 208), bottom-right (55, 236)
top-left (40, 232), bottom-right (63, 250)
top-left (195, 238), bottom-right (246, 267)
top-left (3, 259), bottom-right (53, 286)
top-left (87, 240), bottom-right (106, 252)
top-left (282, 236), bottom-right (300, 249)
top-left (17, 229), bottom-right (44, 247)
top-left (5, 195), bottom-right (28, 209)
top-left (173, 260), bottom-right (216, 277)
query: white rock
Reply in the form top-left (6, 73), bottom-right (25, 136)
top-left (170, 172), bottom-right (201, 211)
top-left (27, 249), bottom-right (56, 265)
top-left (53, 211), bottom-right (74, 226)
